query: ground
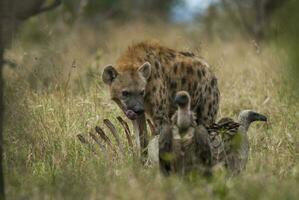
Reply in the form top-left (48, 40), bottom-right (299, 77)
top-left (3, 20), bottom-right (299, 199)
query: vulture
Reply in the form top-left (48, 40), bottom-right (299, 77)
top-left (208, 110), bottom-right (267, 175)
top-left (158, 91), bottom-right (212, 176)
top-left (152, 92), bottom-right (268, 176)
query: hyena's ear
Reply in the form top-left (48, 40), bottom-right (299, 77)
top-left (138, 62), bottom-right (151, 80)
top-left (102, 65), bottom-right (118, 85)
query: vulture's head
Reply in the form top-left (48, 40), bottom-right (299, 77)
top-left (238, 110), bottom-right (267, 124)
top-left (174, 91), bottom-right (191, 110)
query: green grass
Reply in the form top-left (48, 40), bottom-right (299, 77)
top-left (3, 20), bottom-right (299, 199)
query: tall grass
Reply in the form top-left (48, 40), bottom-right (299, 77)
top-left (3, 20), bottom-right (299, 199)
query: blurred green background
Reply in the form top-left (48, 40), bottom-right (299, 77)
top-left (9, 0), bottom-right (299, 84)
top-left (1, 0), bottom-right (299, 199)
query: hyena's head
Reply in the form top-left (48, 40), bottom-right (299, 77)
top-left (102, 62), bottom-right (151, 120)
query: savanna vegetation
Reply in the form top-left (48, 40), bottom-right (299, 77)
top-left (1, 0), bottom-right (299, 199)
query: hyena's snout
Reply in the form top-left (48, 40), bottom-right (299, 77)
top-left (124, 98), bottom-right (145, 120)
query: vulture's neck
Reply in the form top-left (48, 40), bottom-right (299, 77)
top-left (177, 106), bottom-right (192, 131)
top-left (238, 117), bottom-right (251, 134)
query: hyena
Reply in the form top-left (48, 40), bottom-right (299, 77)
top-left (102, 41), bottom-right (220, 153)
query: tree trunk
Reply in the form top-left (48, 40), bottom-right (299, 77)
top-left (0, 43), bottom-right (5, 200)
top-left (0, 1), bottom-right (62, 199)
top-left (0, 13), bottom-right (5, 200)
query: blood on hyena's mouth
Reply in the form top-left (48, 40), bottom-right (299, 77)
top-left (125, 110), bottom-right (138, 120)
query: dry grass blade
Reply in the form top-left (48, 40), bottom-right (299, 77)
top-left (117, 116), bottom-right (133, 148)
top-left (89, 132), bottom-right (106, 151)
top-left (103, 119), bottom-right (124, 152)
top-left (146, 119), bottom-right (156, 136)
top-left (95, 126), bottom-right (112, 147)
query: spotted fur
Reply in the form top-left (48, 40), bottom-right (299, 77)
top-left (103, 41), bottom-right (220, 134)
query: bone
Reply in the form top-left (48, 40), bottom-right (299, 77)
top-left (104, 119), bottom-right (124, 153)
top-left (95, 126), bottom-right (112, 147)
top-left (147, 119), bottom-right (157, 137)
top-left (77, 134), bottom-right (89, 145)
top-left (117, 116), bottom-right (133, 148)
top-left (77, 134), bottom-right (97, 154)
top-left (89, 132), bottom-right (106, 151)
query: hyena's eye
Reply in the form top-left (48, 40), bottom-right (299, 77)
top-left (139, 90), bottom-right (145, 96)
top-left (122, 90), bottom-right (130, 97)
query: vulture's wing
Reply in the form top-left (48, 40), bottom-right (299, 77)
top-left (207, 117), bottom-right (241, 167)
top-left (171, 112), bottom-right (178, 125)
top-left (158, 125), bottom-right (173, 176)
top-left (208, 117), bottom-right (240, 138)
top-left (194, 125), bottom-right (213, 168)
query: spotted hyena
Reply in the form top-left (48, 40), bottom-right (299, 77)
top-left (102, 41), bottom-right (220, 151)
